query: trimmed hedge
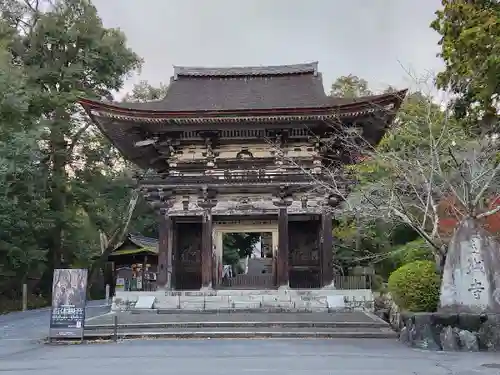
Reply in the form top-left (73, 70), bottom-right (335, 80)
top-left (388, 260), bottom-right (440, 312)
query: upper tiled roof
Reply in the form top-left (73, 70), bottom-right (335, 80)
top-left (173, 62), bottom-right (318, 77)
top-left (114, 62), bottom-right (332, 112)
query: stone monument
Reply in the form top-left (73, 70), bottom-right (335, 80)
top-left (440, 218), bottom-right (500, 313)
top-left (399, 218), bottom-right (500, 351)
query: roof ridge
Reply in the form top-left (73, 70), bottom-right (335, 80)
top-left (173, 62), bottom-right (318, 78)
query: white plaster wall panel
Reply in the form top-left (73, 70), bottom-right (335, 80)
top-left (168, 192), bottom-right (326, 216)
top-left (173, 142), bottom-right (317, 162)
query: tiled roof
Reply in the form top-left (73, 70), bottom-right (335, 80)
top-left (128, 233), bottom-right (158, 249)
top-left (114, 62), bottom-right (332, 112)
top-left (173, 62), bottom-right (318, 77)
top-left (78, 62), bottom-right (407, 171)
top-left (113, 233), bottom-right (158, 252)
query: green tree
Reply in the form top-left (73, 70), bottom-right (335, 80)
top-left (6, 0), bottom-right (142, 291)
top-left (222, 233), bottom-right (260, 266)
top-left (343, 86), bottom-right (500, 270)
top-left (122, 80), bottom-right (169, 102)
top-left (330, 75), bottom-right (372, 98)
top-left (328, 75), bottom-right (419, 276)
top-left (431, 0), bottom-right (500, 133)
top-left (0, 34), bottom-right (50, 298)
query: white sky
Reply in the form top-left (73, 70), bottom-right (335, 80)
top-left (92, 0), bottom-right (444, 97)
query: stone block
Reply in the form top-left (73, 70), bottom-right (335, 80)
top-left (326, 295), bottom-right (345, 309)
top-left (478, 314), bottom-right (500, 351)
top-left (134, 295), bottom-right (156, 309)
top-left (399, 326), bottom-right (410, 345)
top-left (458, 329), bottom-right (479, 351)
top-left (440, 326), bottom-right (460, 351)
top-left (405, 313), bottom-right (441, 351)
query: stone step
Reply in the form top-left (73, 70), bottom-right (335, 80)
top-left (155, 302), bottom-right (335, 312)
top-left (83, 327), bottom-right (397, 340)
top-left (89, 310), bottom-right (384, 323)
top-left (86, 320), bottom-right (388, 330)
top-left (152, 295), bottom-right (332, 311)
top-left (161, 289), bottom-right (366, 297)
top-left (82, 310), bottom-right (392, 340)
top-left (155, 307), bottom-right (338, 314)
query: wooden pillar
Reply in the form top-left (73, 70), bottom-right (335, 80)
top-left (141, 255), bottom-right (147, 291)
top-left (165, 216), bottom-right (173, 289)
top-left (321, 211), bottom-right (334, 288)
top-left (157, 213), bottom-right (168, 289)
top-left (170, 221), bottom-right (176, 289)
top-left (276, 204), bottom-right (290, 287)
top-left (200, 207), bottom-right (214, 289)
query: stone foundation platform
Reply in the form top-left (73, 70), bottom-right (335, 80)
top-left (112, 288), bottom-right (374, 312)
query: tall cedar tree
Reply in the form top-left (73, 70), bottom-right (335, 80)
top-left (9, 0), bottom-right (141, 291)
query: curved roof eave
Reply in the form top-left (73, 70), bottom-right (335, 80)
top-left (77, 89), bottom-right (408, 119)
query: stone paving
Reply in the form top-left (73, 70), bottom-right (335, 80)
top-left (0, 300), bottom-right (108, 340)
top-left (2, 337), bottom-right (500, 375)
top-left (0, 300), bottom-right (109, 358)
top-left (2, 305), bottom-right (500, 374)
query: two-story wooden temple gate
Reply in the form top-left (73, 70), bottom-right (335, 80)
top-left (79, 62), bottom-right (405, 291)
top-left (159, 213), bottom-right (334, 290)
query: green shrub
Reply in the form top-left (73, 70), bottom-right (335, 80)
top-left (370, 274), bottom-right (386, 292)
top-left (388, 260), bottom-right (440, 312)
top-left (391, 239), bottom-right (434, 268)
top-left (0, 295), bottom-right (49, 314)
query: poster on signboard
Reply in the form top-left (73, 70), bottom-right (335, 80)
top-left (49, 268), bottom-right (88, 340)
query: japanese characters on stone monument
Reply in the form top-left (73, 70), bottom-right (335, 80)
top-left (440, 218), bottom-right (500, 313)
top-left (79, 62), bottom-right (405, 291)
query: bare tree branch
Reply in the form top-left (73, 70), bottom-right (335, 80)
top-left (266, 73), bottom-right (499, 268)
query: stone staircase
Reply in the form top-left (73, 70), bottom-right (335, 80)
top-left (85, 289), bottom-right (396, 340)
top-left (84, 311), bottom-right (396, 340)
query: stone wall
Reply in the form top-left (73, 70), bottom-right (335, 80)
top-left (398, 312), bottom-right (500, 352)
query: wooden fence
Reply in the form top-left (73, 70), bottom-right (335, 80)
top-left (117, 274), bottom-right (373, 291)
top-left (221, 274), bottom-right (275, 289)
top-left (334, 275), bottom-right (373, 290)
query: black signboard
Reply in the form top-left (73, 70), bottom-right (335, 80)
top-left (49, 268), bottom-right (88, 339)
